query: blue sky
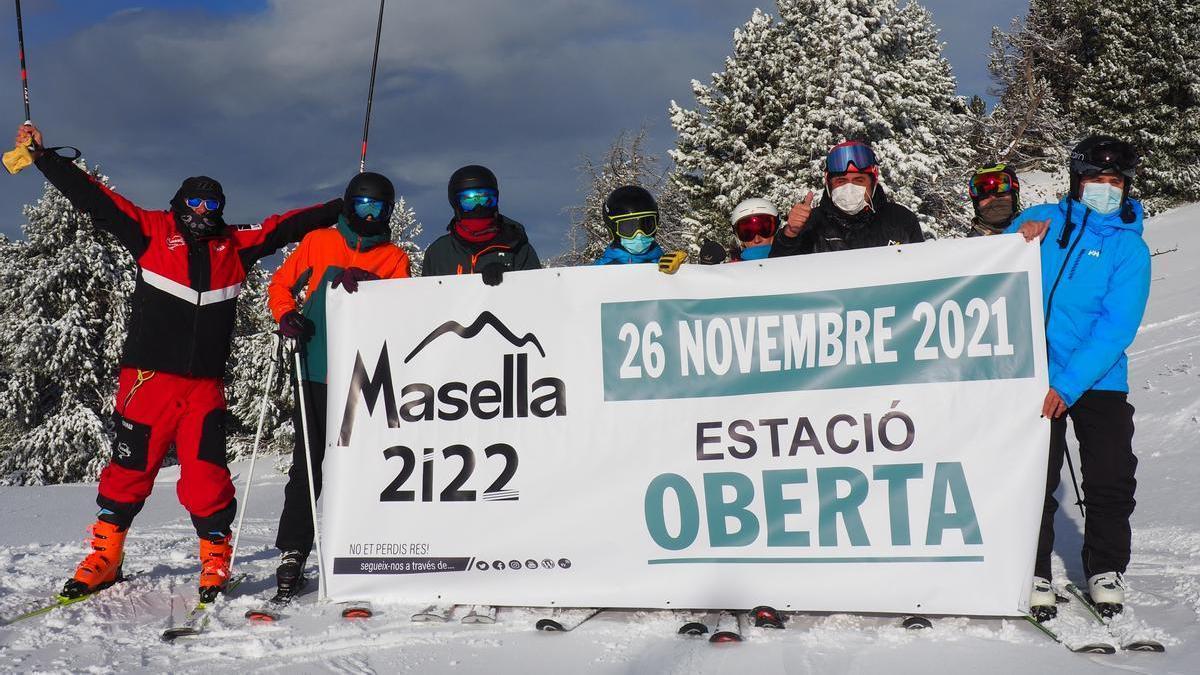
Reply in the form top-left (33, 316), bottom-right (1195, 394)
top-left (0, 0), bottom-right (1027, 253)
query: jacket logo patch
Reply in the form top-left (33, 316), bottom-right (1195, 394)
top-left (237, 223), bottom-right (263, 231)
top-left (166, 234), bottom-right (186, 250)
top-left (116, 442), bottom-right (131, 460)
top-left (1086, 249), bottom-right (1101, 258)
top-left (888, 240), bottom-right (901, 246)
top-left (213, 241), bottom-right (228, 252)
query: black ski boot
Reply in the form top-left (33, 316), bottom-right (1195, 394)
top-left (273, 550), bottom-right (308, 604)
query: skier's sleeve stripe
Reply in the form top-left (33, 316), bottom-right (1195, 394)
top-left (141, 268), bottom-right (242, 306)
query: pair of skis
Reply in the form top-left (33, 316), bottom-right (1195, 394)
top-left (1023, 583), bottom-right (1164, 654)
top-left (411, 604), bottom-right (498, 624)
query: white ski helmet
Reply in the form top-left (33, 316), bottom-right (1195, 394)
top-left (730, 197), bottom-right (779, 225)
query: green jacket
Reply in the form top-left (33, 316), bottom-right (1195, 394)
top-left (421, 215), bottom-right (541, 277)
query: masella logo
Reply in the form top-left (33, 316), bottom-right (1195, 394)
top-left (337, 311), bottom-right (567, 445)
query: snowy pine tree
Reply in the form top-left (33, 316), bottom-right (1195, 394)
top-left (982, 14), bottom-right (1078, 170)
top-left (0, 162), bottom-right (135, 485)
top-left (389, 196), bottom-right (424, 275)
top-left (559, 128), bottom-right (688, 265)
top-left (224, 265), bottom-right (293, 460)
top-left (1070, 0), bottom-right (1200, 209)
top-left (670, 0), bottom-right (975, 243)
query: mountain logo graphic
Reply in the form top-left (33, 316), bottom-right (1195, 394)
top-left (404, 311), bottom-right (546, 363)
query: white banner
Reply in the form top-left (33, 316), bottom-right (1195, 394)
top-left (322, 235), bottom-right (1049, 616)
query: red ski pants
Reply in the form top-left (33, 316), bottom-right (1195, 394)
top-left (96, 368), bottom-right (235, 534)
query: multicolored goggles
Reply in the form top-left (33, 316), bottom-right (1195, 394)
top-left (352, 196), bottom-right (388, 220)
top-left (609, 210), bottom-right (659, 239)
top-left (184, 197), bottom-right (222, 211)
top-left (969, 166), bottom-right (1019, 199)
top-left (825, 141), bottom-right (878, 175)
top-left (733, 213), bottom-right (778, 242)
top-left (457, 188), bottom-right (499, 213)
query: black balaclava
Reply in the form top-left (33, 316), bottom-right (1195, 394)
top-left (171, 176), bottom-right (226, 239)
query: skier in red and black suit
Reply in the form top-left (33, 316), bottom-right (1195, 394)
top-left (17, 124), bottom-right (343, 602)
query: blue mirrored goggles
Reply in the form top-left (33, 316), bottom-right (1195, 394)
top-left (352, 196), bottom-right (388, 220)
top-left (184, 197), bottom-right (222, 211)
top-left (825, 143), bottom-right (878, 174)
top-left (457, 188), bottom-right (498, 212)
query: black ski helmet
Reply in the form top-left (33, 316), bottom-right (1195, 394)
top-left (170, 175), bottom-right (226, 239)
top-left (1069, 135), bottom-right (1138, 202)
top-left (448, 165), bottom-right (499, 219)
top-left (602, 185), bottom-right (659, 240)
top-left (343, 171), bottom-right (395, 235)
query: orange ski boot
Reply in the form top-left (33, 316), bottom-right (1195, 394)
top-left (198, 534), bottom-right (233, 603)
top-left (60, 520), bottom-right (127, 599)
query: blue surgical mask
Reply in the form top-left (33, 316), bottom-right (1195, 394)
top-left (1080, 182), bottom-right (1123, 215)
top-left (740, 244), bottom-right (770, 260)
top-left (620, 233), bottom-right (655, 255)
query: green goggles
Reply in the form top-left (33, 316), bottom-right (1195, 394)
top-left (609, 210), bottom-right (659, 239)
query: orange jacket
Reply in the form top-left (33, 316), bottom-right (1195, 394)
top-left (269, 220), bottom-right (410, 381)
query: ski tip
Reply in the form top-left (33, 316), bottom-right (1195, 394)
top-left (535, 618), bottom-right (565, 632)
top-left (751, 605), bottom-right (785, 629)
top-left (678, 621), bottom-right (709, 636)
top-left (708, 630), bottom-right (744, 644)
top-left (342, 607), bottom-right (373, 620)
top-left (1072, 643), bottom-right (1117, 655)
top-left (1123, 640), bottom-right (1166, 653)
top-left (245, 609), bottom-right (279, 623)
top-left (160, 627), bottom-right (200, 643)
top-left (902, 615), bottom-right (933, 630)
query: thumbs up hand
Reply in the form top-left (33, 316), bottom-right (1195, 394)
top-left (784, 191), bottom-right (815, 237)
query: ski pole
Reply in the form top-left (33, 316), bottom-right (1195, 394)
top-left (3, 0), bottom-right (35, 174)
top-left (294, 347), bottom-right (328, 601)
top-left (228, 334), bottom-right (282, 576)
top-left (358, 0), bottom-right (386, 173)
top-left (14, 0), bottom-right (29, 124)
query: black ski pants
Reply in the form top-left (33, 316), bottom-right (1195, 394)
top-left (275, 378), bottom-right (327, 558)
top-left (1034, 390), bottom-right (1138, 580)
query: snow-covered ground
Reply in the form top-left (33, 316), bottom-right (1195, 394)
top-left (1, 203), bottom-right (1197, 674)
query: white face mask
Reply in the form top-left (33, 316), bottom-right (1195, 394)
top-left (1080, 182), bottom-right (1123, 215)
top-left (830, 183), bottom-right (869, 215)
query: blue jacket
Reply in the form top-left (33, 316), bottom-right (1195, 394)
top-left (594, 242), bottom-right (664, 265)
top-left (1006, 197), bottom-right (1150, 406)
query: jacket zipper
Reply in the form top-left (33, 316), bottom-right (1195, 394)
top-left (1044, 210), bottom-right (1090, 330)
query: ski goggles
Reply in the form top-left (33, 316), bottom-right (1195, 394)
top-left (1071, 140), bottom-right (1138, 178)
top-left (733, 213), bottom-right (778, 242)
top-left (969, 168), bottom-right (1017, 199)
top-left (457, 188), bottom-right (498, 212)
top-left (825, 143), bottom-right (878, 174)
top-left (184, 197), bottom-right (222, 211)
top-left (609, 210), bottom-right (659, 239)
top-left (352, 196), bottom-right (388, 220)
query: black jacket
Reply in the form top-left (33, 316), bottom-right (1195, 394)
top-left (769, 185), bottom-right (924, 257)
top-left (35, 151), bottom-right (340, 378)
top-left (422, 215), bottom-right (541, 277)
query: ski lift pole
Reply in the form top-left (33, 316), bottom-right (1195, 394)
top-left (358, 0), bottom-right (386, 173)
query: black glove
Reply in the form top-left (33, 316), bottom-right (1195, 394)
top-left (698, 239), bottom-right (728, 265)
top-left (278, 310), bottom-right (314, 341)
top-left (480, 263), bottom-right (505, 287)
top-left (331, 266), bottom-right (379, 294)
